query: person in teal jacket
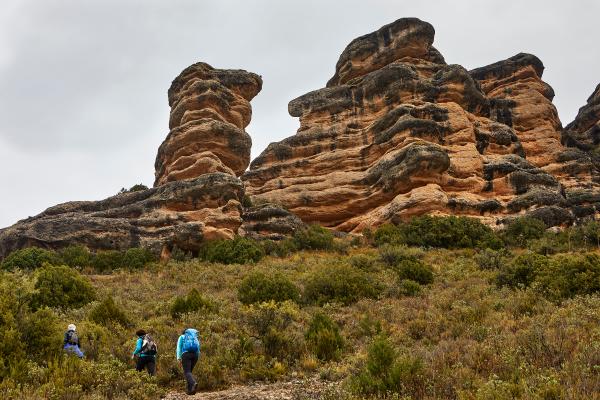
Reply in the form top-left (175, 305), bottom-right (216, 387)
top-left (176, 328), bottom-right (200, 395)
top-left (132, 329), bottom-right (156, 376)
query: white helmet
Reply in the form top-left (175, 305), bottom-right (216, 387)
top-left (67, 324), bottom-right (76, 331)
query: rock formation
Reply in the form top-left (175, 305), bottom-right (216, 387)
top-left (0, 63), bottom-right (265, 259)
top-left (154, 62), bottom-right (262, 186)
top-left (243, 17), bottom-right (600, 231)
top-left (0, 174), bottom-right (244, 259)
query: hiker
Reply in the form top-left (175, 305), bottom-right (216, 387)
top-left (176, 328), bottom-right (200, 395)
top-left (63, 323), bottom-right (84, 358)
top-left (131, 329), bottom-right (157, 376)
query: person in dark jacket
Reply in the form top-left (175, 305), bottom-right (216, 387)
top-left (176, 328), bottom-right (200, 395)
top-left (63, 323), bottom-right (84, 358)
top-left (131, 329), bottom-right (157, 376)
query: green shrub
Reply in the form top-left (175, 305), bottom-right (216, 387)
top-left (305, 313), bottom-right (344, 361)
top-left (537, 253), bottom-right (600, 301)
top-left (292, 224), bottom-right (334, 251)
top-left (398, 279), bottom-right (422, 296)
top-left (502, 216), bottom-right (546, 247)
top-left (1, 247), bottom-right (60, 271)
top-left (31, 265), bottom-right (95, 310)
top-left (475, 248), bottom-right (512, 270)
top-left (348, 254), bottom-right (378, 271)
top-left (122, 248), bottom-right (155, 269)
top-left (59, 245), bottom-right (91, 268)
top-left (350, 336), bottom-right (425, 397)
top-left (392, 215), bottom-right (502, 249)
top-left (170, 288), bottom-right (215, 318)
top-left (373, 223), bottom-right (404, 247)
top-left (261, 239), bottom-right (298, 257)
top-left (200, 236), bottom-right (265, 264)
top-left (378, 245), bottom-right (423, 267)
top-left (90, 250), bottom-right (125, 272)
top-left (119, 183), bottom-right (149, 194)
top-left (22, 308), bottom-right (63, 362)
top-left (496, 253), bottom-right (549, 289)
top-left (88, 296), bottom-right (130, 327)
top-left (244, 301), bottom-right (302, 361)
top-left (304, 264), bottom-right (381, 306)
top-left (238, 272), bottom-right (300, 305)
top-left (394, 259), bottom-right (434, 285)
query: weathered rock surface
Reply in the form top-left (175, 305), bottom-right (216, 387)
top-left (244, 17), bottom-right (600, 230)
top-left (240, 203), bottom-right (305, 241)
top-left (563, 83), bottom-right (600, 151)
top-left (0, 173), bottom-right (244, 259)
top-left (154, 62), bottom-right (262, 186)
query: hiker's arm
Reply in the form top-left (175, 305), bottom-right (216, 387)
top-left (176, 336), bottom-right (182, 361)
top-left (132, 338), bottom-right (142, 356)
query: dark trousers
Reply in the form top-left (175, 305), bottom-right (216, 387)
top-left (182, 352), bottom-right (198, 393)
top-left (136, 356), bottom-right (156, 376)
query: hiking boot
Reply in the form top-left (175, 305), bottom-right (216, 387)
top-left (191, 382), bottom-right (198, 395)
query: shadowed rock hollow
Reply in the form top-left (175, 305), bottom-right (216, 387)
top-left (243, 17), bottom-right (600, 231)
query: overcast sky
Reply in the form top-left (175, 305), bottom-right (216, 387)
top-left (0, 0), bottom-right (598, 228)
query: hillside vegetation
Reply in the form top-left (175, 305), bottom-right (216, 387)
top-left (0, 216), bottom-right (599, 399)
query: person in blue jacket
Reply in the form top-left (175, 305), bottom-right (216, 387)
top-left (131, 329), bottom-right (157, 376)
top-left (63, 323), bottom-right (84, 358)
top-left (176, 328), bottom-right (200, 395)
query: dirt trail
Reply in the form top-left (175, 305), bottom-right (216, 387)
top-left (164, 379), bottom-right (340, 400)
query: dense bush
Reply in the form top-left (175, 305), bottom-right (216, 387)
top-left (22, 308), bottom-right (63, 362)
top-left (292, 224), bottom-right (334, 251)
top-left (350, 336), bottom-right (425, 398)
top-left (90, 250), bottom-right (126, 272)
top-left (496, 253), bottom-right (549, 289)
top-left (374, 216), bottom-right (502, 249)
top-left (58, 245), bottom-right (91, 268)
top-left (122, 248), bottom-right (155, 269)
top-left (348, 254), bottom-right (378, 271)
top-left (90, 248), bottom-right (155, 272)
top-left (31, 265), bottom-right (96, 310)
top-left (305, 313), bottom-right (344, 361)
top-left (170, 288), bottom-right (215, 319)
top-left (501, 216), bottom-right (546, 247)
top-left (88, 296), bottom-right (130, 327)
top-left (303, 264), bottom-right (381, 306)
top-left (200, 236), bottom-right (265, 264)
top-left (536, 253), bottom-right (600, 301)
top-left (1, 247), bottom-right (60, 271)
top-left (244, 301), bottom-right (302, 361)
top-left (378, 245), bottom-right (424, 267)
top-left (238, 272), bottom-right (300, 305)
top-left (372, 223), bottom-right (404, 247)
top-left (394, 259), bottom-right (434, 285)
top-left (398, 279), bottom-right (422, 296)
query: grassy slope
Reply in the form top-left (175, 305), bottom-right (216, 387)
top-left (56, 247), bottom-right (600, 399)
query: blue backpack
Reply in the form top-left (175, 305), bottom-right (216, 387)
top-left (181, 329), bottom-right (200, 353)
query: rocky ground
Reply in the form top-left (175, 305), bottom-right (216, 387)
top-left (164, 379), bottom-right (341, 400)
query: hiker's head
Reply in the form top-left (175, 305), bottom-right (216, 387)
top-left (67, 324), bottom-right (76, 331)
top-left (136, 329), bottom-right (147, 337)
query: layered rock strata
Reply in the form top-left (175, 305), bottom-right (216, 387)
top-left (154, 62), bottom-right (262, 186)
top-left (244, 17), bottom-right (600, 230)
top-left (240, 204), bottom-right (305, 241)
top-left (0, 174), bottom-right (244, 259)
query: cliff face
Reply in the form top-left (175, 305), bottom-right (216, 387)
top-left (243, 18), bottom-right (600, 231)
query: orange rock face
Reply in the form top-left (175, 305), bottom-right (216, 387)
top-left (154, 62), bottom-right (262, 186)
top-left (244, 18), bottom-right (600, 230)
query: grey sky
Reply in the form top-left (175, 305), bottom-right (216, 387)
top-left (0, 0), bottom-right (598, 228)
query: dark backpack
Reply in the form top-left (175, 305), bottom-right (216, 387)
top-left (141, 334), bottom-right (157, 356)
top-left (66, 330), bottom-right (79, 345)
